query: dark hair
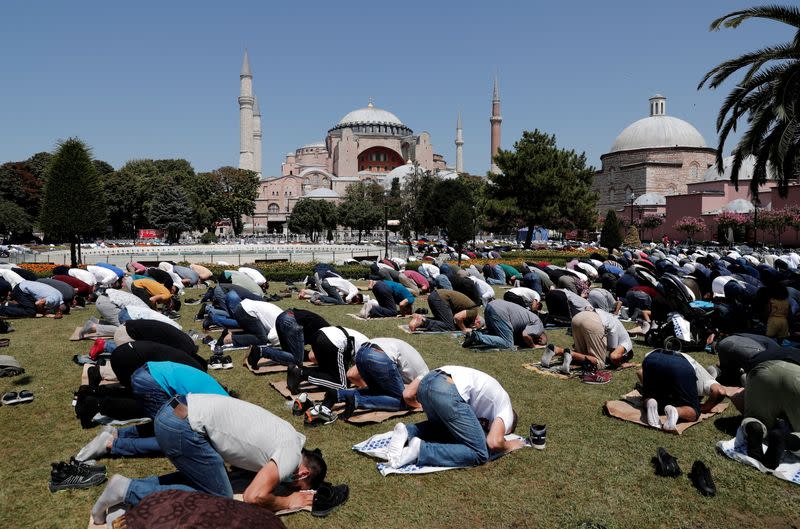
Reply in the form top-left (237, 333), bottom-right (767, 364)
top-left (352, 293), bottom-right (364, 304)
top-left (301, 448), bottom-right (327, 489)
top-left (171, 296), bottom-right (182, 311)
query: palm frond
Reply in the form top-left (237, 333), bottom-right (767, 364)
top-left (709, 5), bottom-right (800, 31)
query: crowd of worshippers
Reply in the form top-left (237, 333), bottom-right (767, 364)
top-left (7, 245), bottom-right (800, 524)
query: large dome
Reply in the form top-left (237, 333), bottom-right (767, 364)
top-left (610, 95), bottom-right (707, 153)
top-left (337, 102), bottom-right (404, 127)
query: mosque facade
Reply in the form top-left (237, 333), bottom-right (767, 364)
top-left (236, 52), bottom-right (502, 234)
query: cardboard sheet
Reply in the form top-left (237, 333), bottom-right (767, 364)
top-left (603, 390), bottom-right (728, 435)
top-left (80, 363), bottom-right (118, 386)
top-left (70, 327), bottom-right (101, 341)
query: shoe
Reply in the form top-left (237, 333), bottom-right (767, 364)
top-left (581, 370), bottom-right (612, 385)
top-left (312, 482), bottom-right (349, 517)
top-left (529, 424), bottom-right (546, 450)
top-left (304, 405), bottom-right (338, 427)
top-left (184, 298), bottom-right (200, 305)
top-left (688, 460), bottom-right (716, 497)
top-left (764, 419), bottom-right (790, 470)
top-left (287, 365), bottom-right (303, 394)
top-left (195, 303), bottom-right (207, 321)
top-left (164, 310), bottom-right (181, 320)
top-left (212, 344), bottom-right (224, 356)
top-left (49, 461), bottom-right (107, 492)
top-left (246, 345), bottom-right (262, 369)
top-left (208, 355), bottom-right (225, 370)
top-left (653, 447), bottom-right (681, 477)
top-left (461, 332), bottom-right (476, 348)
top-left (291, 393), bottom-right (314, 416)
top-left (744, 421), bottom-right (765, 462)
top-left (87, 365), bottom-right (101, 387)
top-left (221, 355), bottom-right (233, 370)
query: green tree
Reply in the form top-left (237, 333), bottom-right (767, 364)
top-left (490, 130), bottom-right (597, 247)
top-left (147, 178), bottom-right (193, 243)
top-left (399, 165), bottom-right (438, 238)
top-left (599, 209), bottom-right (623, 255)
top-left (637, 213), bottom-right (664, 242)
top-left (337, 181), bottom-right (384, 243)
top-left (288, 198), bottom-right (337, 241)
top-left (445, 200), bottom-right (477, 265)
top-left (699, 5), bottom-right (800, 196)
top-left (183, 171), bottom-right (225, 233)
top-left (39, 138), bottom-right (106, 265)
top-left (213, 166), bottom-right (260, 235)
top-left (0, 200), bottom-right (31, 239)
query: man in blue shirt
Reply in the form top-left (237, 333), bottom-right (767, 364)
top-left (75, 361), bottom-right (227, 461)
top-left (366, 280), bottom-right (414, 318)
top-left (0, 280), bottom-right (64, 318)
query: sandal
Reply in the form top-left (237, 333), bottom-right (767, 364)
top-left (17, 390), bottom-right (34, 404)
top-left (0, 338), bottom-right (9, 347)
top-left (2, 390), bottom-right (34, 405)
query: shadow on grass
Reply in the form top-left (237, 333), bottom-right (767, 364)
top-left (714, 415), bottom-right (742, 436)
top-left (11, 375), bottom-right (33, 386)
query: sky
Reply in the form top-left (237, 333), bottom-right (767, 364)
top-left (0, 1), bottom-right (793, 175)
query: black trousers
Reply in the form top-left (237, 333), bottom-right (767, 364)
top-left (0, 285), bottom-right (37, 318)
top-left (422, 290), bottom-right (456, 332)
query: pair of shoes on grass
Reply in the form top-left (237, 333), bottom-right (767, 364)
top-left (652, 447), bottom-right (715, 497)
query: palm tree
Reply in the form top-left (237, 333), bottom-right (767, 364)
top-left (698, 5), bottom-right (800, 197)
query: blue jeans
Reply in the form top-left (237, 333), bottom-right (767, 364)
top-left (434, 275), bottom-right (453, 290)
top-left (118, 308), bottom-right (131, 324)
top-left (521, 272), bottom-right (542, 294)
top-left (207, 306), bottom-right (238, 328)
top-left (472, 304), bottom-right (514, 349)
top-left (257, 311), bottom-right (304, 366)
top-left (338, 345), bottom-right (405, 411)
top-left (406, 371), bottom-right (489, 467)
top-left (124, 397), bottom-right (232, 506)
top-left (111, 424), bottom-right (161, 456)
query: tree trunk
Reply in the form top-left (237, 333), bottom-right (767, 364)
top-left (457, 244), bottom-right (462, 266)
top-left (357, 230), bottom-right (362, 244)
top-left (70, 236), bottom-right (78, 267)
top-left (77, 236), bottom-right (82, 265)
top-left (524, 226), bottom-right (534, 249)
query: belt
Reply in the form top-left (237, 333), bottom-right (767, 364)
top-left (433, 369), bottom-right (454, 383)
top-left (169, 395), bottom-right (188, 419)
top-left (361, 342), bottom-right (384, 353)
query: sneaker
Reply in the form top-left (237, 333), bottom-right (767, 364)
top-left (312, 482), bottom-right (349, 517)
top-left (461, 332), bottom-right (477, 348)
top-left (291, 393), bottom-right (314, 416)
top-left (184, 298), bottom-right (200, 305)
top-left (529, 424), bottom-right (547, 450)
top-left (49, 461), bottom-right (107, 492)
top-left (663, 405), bottom-right (679, 431)
top-left (208, 355), bottom-right (225, 370)
top-left (304, 405), bottom-right (338, 427)
top-left (195, 303), bottom-right (207, 321)
top-left (287, 365), bottom-right (303, 395)
top-left (653, 447), bottom-right (681, 477)
top-left (688, 460), bottom-right (716, 497)
top-left (221, 355), bottom-right (233, 369)
top-left (582, 370), bottom-right (612, 385)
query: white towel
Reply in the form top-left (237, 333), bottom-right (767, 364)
top-left (716, 427), bottom-right (800, 485)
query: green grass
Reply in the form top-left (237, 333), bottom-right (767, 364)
top-left (1, 284), bottom-right (799, 529)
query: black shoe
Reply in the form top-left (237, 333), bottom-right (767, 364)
top-left (744, 421), bottom-right (765, 463)
top-left (49, 461), bottom-right (107, 492)
top-left (529, 424), bottom-right (547, 450)
top-left (247, 345), bottom-right (262, 368)
top-left (653, 447), bottom-right (681, 477)
top-left (195, 303), bottom-right (207, 321)
top-left (74, 393), bottom-right (100, 429)
top-left (321, 389), bottom-right (338, 411)
top-left (65, 457), bottom-right (106, 474)
top-left (340, 393), bottom-right (357, 420)
top-left (764, 419), bottom-right (790, 470)
top-left (312, 482), bottom-right (349, 517)
top-left (87, 365), bottom-right (101, 387)
top-left (688, 460), bottom-right (716, 497)
top-left (287, 365), bottom-right (303, 395)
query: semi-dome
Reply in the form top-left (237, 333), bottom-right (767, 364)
top-left (337, 102), bottom-right (404, 127)
top-left (702, 154), bottom-right (775, 182)
top-left (305, 188), bottom-right (340, 199)
top-left (722, 198), bottom-right (755, 213)
top-left (633, 192), bottom-right (666, 206)
top-left (610, 95), bottom-right (707, 153)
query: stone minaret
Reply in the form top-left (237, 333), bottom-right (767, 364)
top-left (489, 73), bottom-right (502, 173)
top-left (252, 95), bottom-right (262, 178)
top-left (238, 50), bottom-right (255, 171)
top-left (455, 111), bottom-right (464, 174)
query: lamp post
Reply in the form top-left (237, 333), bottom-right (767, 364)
top-left (629, 191), bottom-right (636, 226)
top-left (384, 192), bottom-right (389, 259)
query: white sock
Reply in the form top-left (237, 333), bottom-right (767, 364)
top-left (640, 320), bottom-right (651, 334)
top-left (92, 474), bottom-right (131, 525)
top-left (76, 431), bottom-right (114, 462)
top-left (645, 398), bottom-right (661, 428)
top-left (390, 437), bottom-right (421, 468)
top-left (663, 405), bottom-right (678, 431)
top-left (386, 423), bottom-right (408, 462)
top-left (540, 345), bottom-right (555, 368)
top-left (559, 351), bottom-right (572, 375)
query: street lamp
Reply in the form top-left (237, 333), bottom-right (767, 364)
top-left (384, 191), bottom-right (390, 259)
top-left (629, 191), bottom-right (636, 226)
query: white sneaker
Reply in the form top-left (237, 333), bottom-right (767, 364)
top-left (645, 398), bottom-right (661, 429)
top-left (559, 351), bottom-right (572, 375)
top-left (663, 405), bottom-right (678, 431)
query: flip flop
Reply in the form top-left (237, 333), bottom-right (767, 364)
top-left (16, 390), bottom-right (34, 404)
top-left (1, 392), bottom-right (18, 405)
top-left (0, 338), bottom-right (9, 347)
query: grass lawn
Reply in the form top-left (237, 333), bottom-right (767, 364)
top-left (1, 284), bottom-right (799, 529)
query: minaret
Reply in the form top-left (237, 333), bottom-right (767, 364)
top-left (489, 73), bottom-right (502, 173)
top-left (252, 95), bottom-right (262, 178)
top-left (238, 50), bottom-right (255, 171)
top-left (455, 111), bottom-right (464, 174)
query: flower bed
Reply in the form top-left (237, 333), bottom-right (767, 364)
top-left (17, 263), bottom-right (85, 278)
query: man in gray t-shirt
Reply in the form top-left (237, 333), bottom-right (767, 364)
top-left (92, 394), bottom-right (328, 524)
top-left (466, 299), bottom-right (546, 350)
top-left (587, 288), bottom-right (620, 314)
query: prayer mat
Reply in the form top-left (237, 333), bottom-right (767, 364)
top-left (91, 414), bottom-right (151, 427)
top-left (81, 363), bottom-right (118, 386)
top-left (523, 361), bottom-right (639, 381)
top-left (348, 313), bottom-right (411, 321)
top-left (603, 390), bottom-right (728, 435)
top-left (269, 380), bottom-right (420, 425)
top-left (353, 430), bottom-right (529, 476)
top-left (244, 358), bottom-right (313, 375)
top-left (70, 327), bottom-right (101, 341)
top-left (717, 431), bottom-right (800, 485)
top-left (397, 324), bottom-right (462, 336)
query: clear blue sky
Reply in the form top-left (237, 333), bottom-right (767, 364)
top-left (0, 1), bottom-right (792, 175)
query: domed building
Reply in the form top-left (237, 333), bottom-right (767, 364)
top-left (592, 95), bottom-right (716, 214)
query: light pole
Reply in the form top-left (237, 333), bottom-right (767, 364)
top-left (629, 191), bottom-right (636, 226)
top-left (384, 192), bottom-right (389, 259)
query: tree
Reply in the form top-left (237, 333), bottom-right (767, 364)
top-left (288, 198), bottom-right (337, 241)
top-left (637, 213), bottom-right (664, 242)
top-left (213, 166), bottom-right (260, 236)
top-left (714, 210), bottom-right (750, 243)
top-left (698, 5), bottom-right (800, 197)
top-left (337, 181), bottom-right (384, 243)
top-left (490, 130), bottom-right (597, 247)
top-left (623, 225), bottom-right (641, 247)
top-left (39, 138), bottom-right (106, 265)
top-left (147, 178), bottom-right (193, 243)
top-left (673, 216), bottom-right (707, 243)
top-left (183, 171), bottom-right (225, 233)
top-left (445, 200), bottom-right (477, 265)
top-left (756, 208), bottom-right (793, 245)
top-left (599, 210), bottom-right (623, 255)
top-left (399, 165), bottom-right (438, 238)
top-left (0, 200), bottom-right (31, 239)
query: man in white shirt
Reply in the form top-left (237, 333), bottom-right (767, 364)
top-left (503, 287), bottom-right (542, 311)
top-left (300, 276), bottom-right (363, 305)
top-left (467, 276), bottom-right (495, 306)
top-left (69, 267), bottom-right (97, 287)
top-left (385, 366), bottom-right (525, 468)
top-left (541, 309), bottom-right (633, 372)
top-left (87, 265), bottom-right (120, 288)
top-left (238, 266), bottom-right (268, 287)
top-left (225, 299), bottom-right (282, 347)
top-left (91, 394), bottom-right (327, 524)
top-left (637, 349), bottom-right (726, 431)
top-left (321, 337), bottom-right (429, 418)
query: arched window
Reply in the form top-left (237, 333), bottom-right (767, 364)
top-left (690, 162), bottom-right (700, 179)
top-left (608, 187), bottom-right (614, 202)
top-left (267, 203), bottom-right (279, 213)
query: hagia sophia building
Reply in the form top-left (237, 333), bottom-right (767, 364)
top-left (236, 51), bottom-right (502, 234)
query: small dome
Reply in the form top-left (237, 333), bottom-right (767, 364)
top-left (702, 154), bottom-right (775, 182)
top-left (722, 198), bottom-right (755, 213)
top-left (337, 103), bottom-right (404, 127)
top-left (305, 188), bottom-right (340, 199)
top-left (611, 116), bottom-right (707, 152)
top-left (633, 192), bottom-right (666, 206)
top-left (300, 142), bottom-right (326, 149)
